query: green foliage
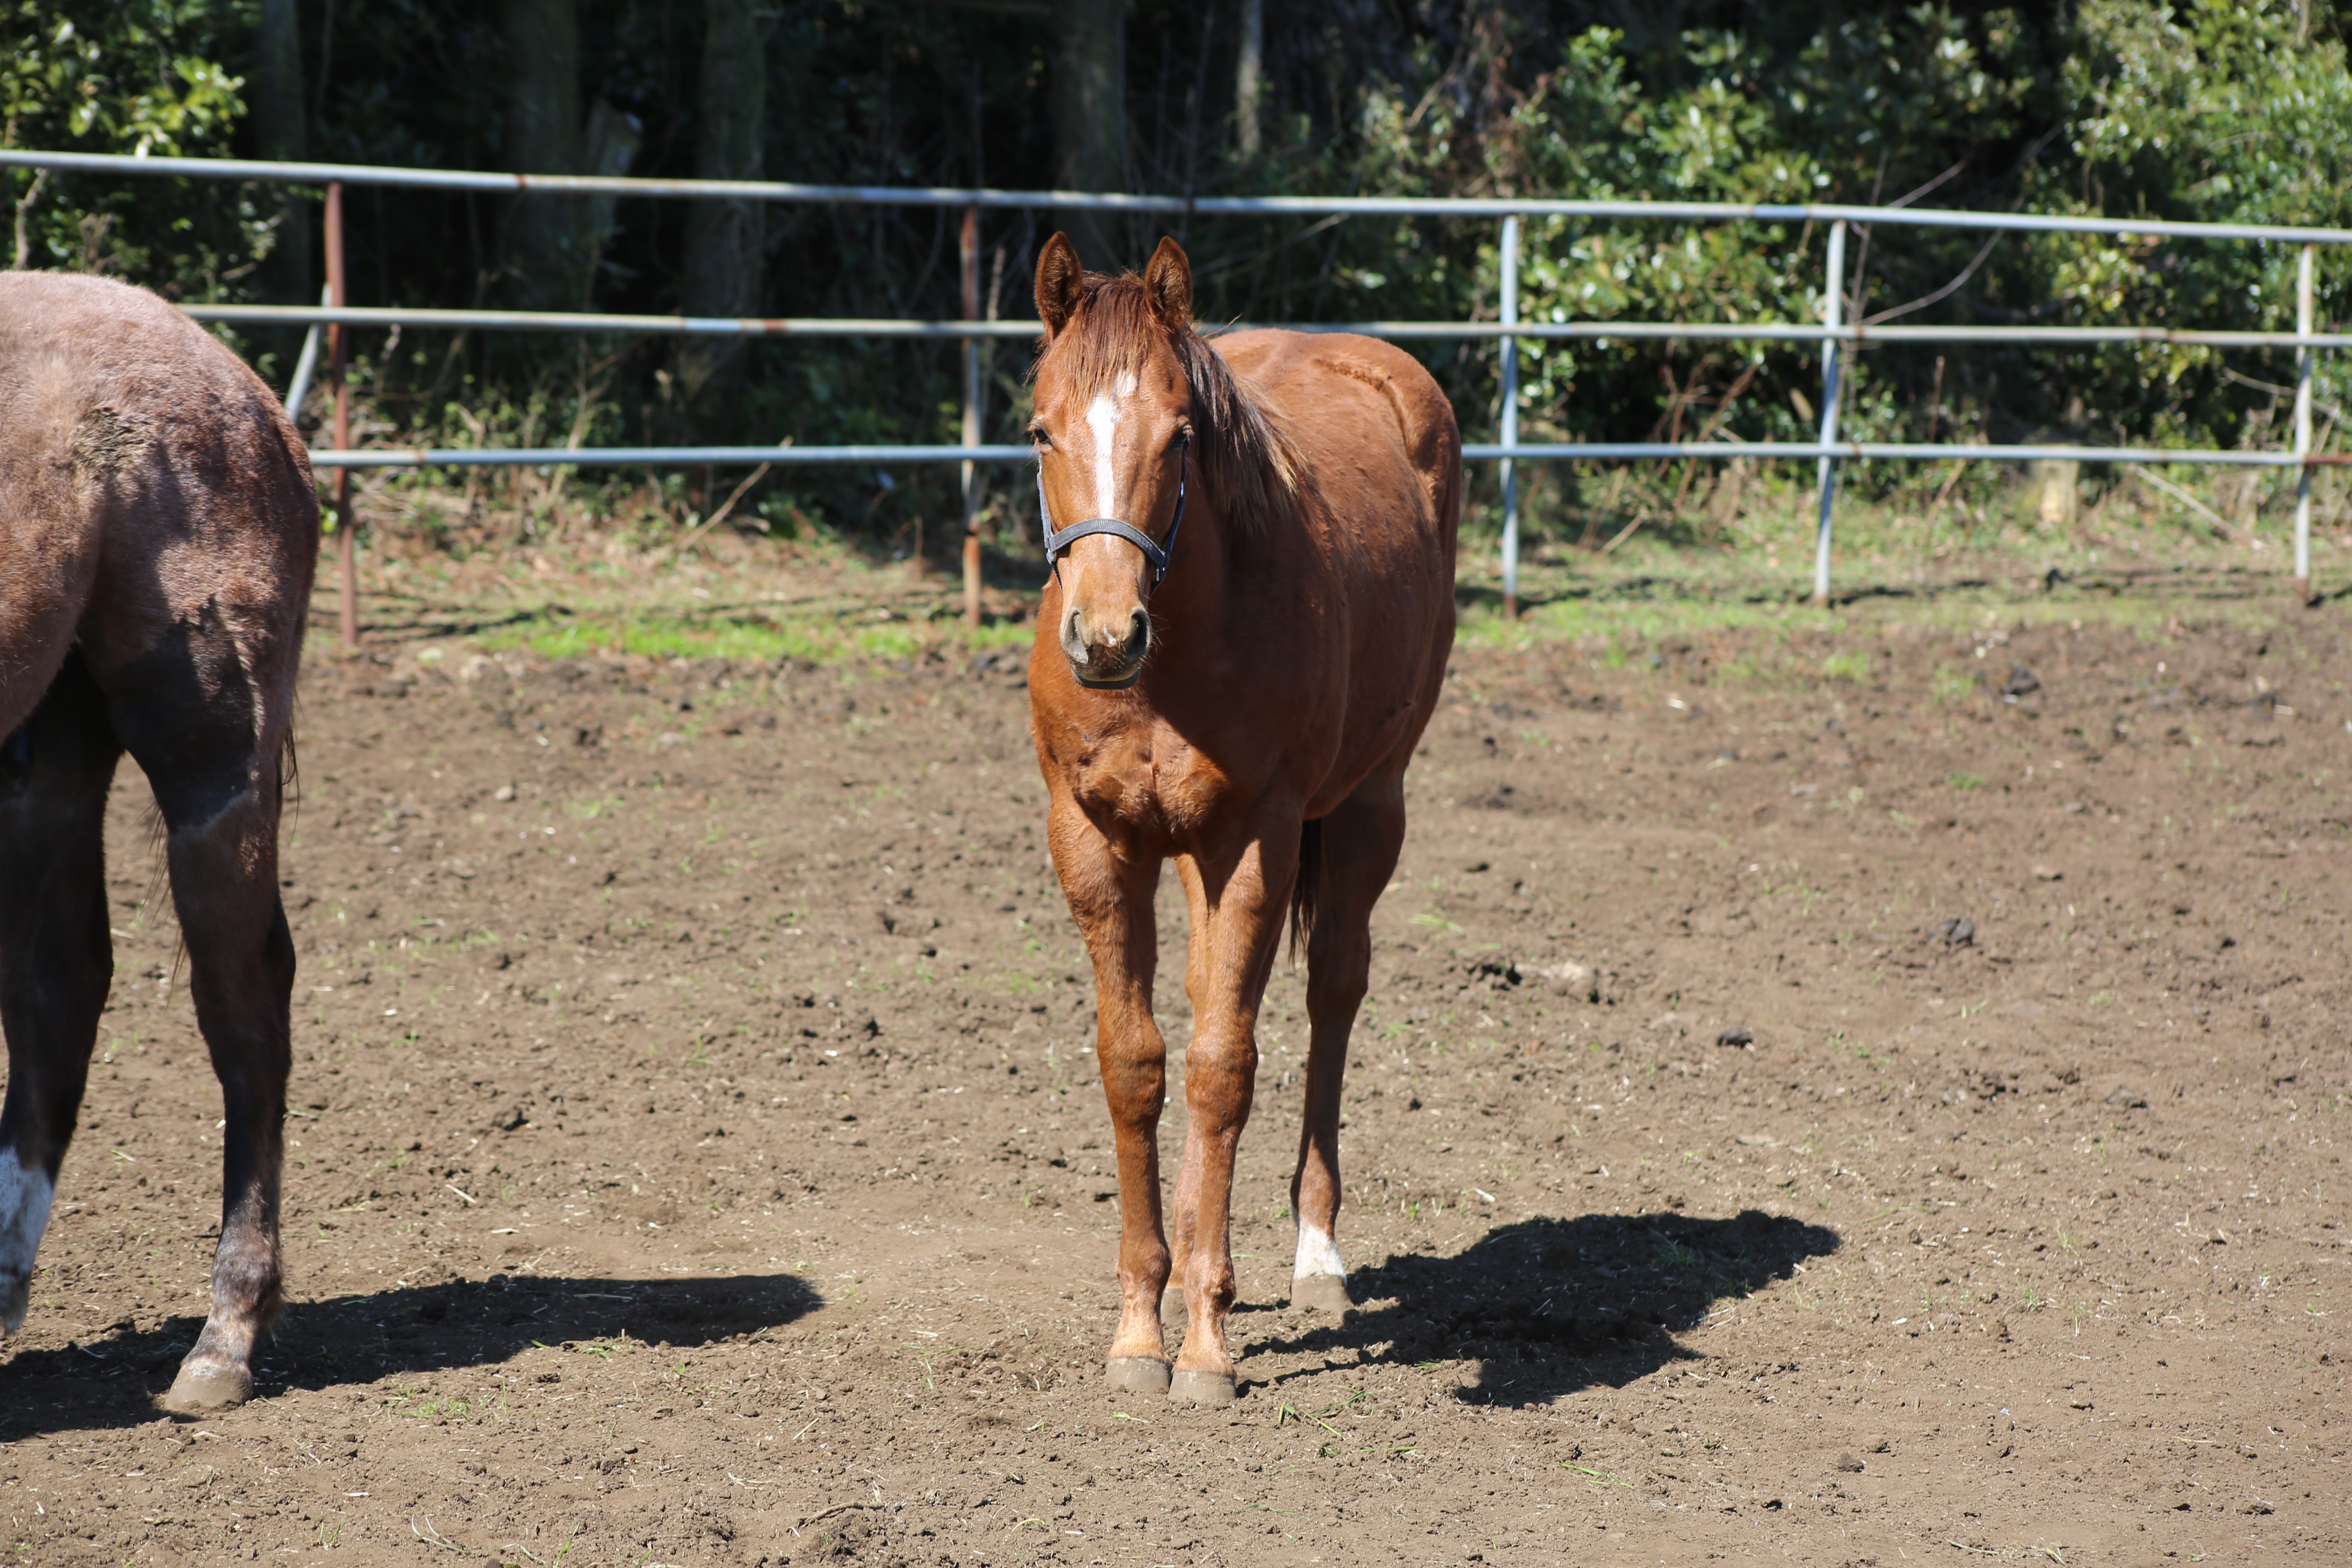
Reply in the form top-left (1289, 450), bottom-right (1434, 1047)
top-left (3, 0), bottom-right (2346, 548)
top-left (2, 2), bottom-right (263, 290)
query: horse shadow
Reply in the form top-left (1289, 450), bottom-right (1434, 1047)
top-left (0, 1271), bottom-right (824, 1438)
top-left (1241, 1209), bottom-right (1839, 1407)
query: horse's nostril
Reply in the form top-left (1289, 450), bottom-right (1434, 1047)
top-left (1128, 609), bottom-right (1149, 648)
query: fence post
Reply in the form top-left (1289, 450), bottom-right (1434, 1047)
top-left (2294, 242), bottom-right (2316, 607)
top-left (283, 284), bottom-right (330, 425)
top-left (960, 205), bottom-right (984, 626)
top-left (1812, 218), bottom-right (1846, 609)
top-left (325, 181), bottom-right (359, 654)
top-left (1498, 213), bottom-right (1521, 620)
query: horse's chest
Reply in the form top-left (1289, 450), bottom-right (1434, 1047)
top-left (1062, 727), bottom-right (1226, 840)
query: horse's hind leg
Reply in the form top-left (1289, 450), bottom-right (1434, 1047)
top-left (0, 656), bottom-right (123, 1332)
top-left (1290, 776), bottom-right (1408, 1312)
top-left (106, 630), bottom-right (298, 1412)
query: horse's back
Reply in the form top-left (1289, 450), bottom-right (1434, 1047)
top-left (1214, 328), bottom-right (1461, 547)
top-left (0, 273), bottom-right (316, 727)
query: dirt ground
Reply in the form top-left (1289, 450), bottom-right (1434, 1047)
top-left (1, 588), bottom-right (2346, 1568)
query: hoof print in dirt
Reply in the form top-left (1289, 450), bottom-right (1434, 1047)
top-left (1518, 958), bottom-right (1598, 1001)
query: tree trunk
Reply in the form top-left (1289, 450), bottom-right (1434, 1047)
top-left (500, 0), bottom-right (585, 307)
top-left (253, 0), bottom-right (312, 307)
top-left (673, 0), bottom-right (769, 434)
top-left (1052, 0), bottom-right (1127, 269)
top-left (1234, 0), bottom-right (1264, 159)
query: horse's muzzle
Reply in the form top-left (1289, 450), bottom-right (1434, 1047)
top-left (1063, 607), bottom-right (1149, 689)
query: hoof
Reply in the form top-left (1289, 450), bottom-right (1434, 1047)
top-left (1169, 1368), bottom-right (1237, 1405)
top-left (0, 1278), bottom-right (27, 1337)
top-left (1292, 1273), bottom-right (1352, 1312)
top-left (158, 1358), bottom-right (253, 1414)
top-left (1106, 1356), bottom-right (1172, 1394)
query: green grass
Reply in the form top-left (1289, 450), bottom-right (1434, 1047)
top-left (472, 604), bottom-right (1031, 665)
top-left (320, 452), bottom-right (2332, 671)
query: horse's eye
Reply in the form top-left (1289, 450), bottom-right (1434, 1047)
top-left (1027, 425), bottom-right (1051, 448)
top-left (1174, 428), bottom-right (1193, 450)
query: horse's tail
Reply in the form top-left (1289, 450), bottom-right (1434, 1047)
top-left (1288, 816), bottom-right (1322, 964)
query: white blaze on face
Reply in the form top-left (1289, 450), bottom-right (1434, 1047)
top-left (1294, 1221), bottom-right (1347, 1280)
top-left (1086, 394), bottom-right (1119, 517)
top-left (0, 1147), bottom-right (56, 1334)
top-left (1084, 372), bottom-right (1142, 517)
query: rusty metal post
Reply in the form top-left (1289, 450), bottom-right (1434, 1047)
top-left (325, 181), bottom-right (359, 653)
top-left (960, 205), bottom-right (984, 626)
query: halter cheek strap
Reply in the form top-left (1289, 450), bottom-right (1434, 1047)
top-left (1038, 441), bottom-right (1189, 590)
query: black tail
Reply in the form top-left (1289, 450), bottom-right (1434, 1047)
top-left (1288, 816), bottom-right (1322, 963)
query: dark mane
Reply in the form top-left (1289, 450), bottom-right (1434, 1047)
top-left (1036, 273), bottom-right (1300, 537)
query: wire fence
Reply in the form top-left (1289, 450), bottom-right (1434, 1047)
top-left (4, 145), bottom-right (2341, 633)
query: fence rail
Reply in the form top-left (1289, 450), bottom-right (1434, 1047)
top-left (312, 441), bottom-right (2343, 471)
top-left (9, 144), bottom-right (2340, 626)
top-left (10, 147), bottom-right (2352, 244)
top-left (184, 306), bottom-right (2352, 352)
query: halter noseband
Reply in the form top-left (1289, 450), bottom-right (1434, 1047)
top-left (1038, 437), bottom-right (1189, 591)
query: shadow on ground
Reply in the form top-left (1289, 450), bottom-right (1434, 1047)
top-left (1244, 1209), bottom-right (1839, 1407)
top-left (0, 1271), bottom-right (824, 1437)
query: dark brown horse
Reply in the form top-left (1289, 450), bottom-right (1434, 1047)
top-left (1025, 234), bottom-right (1459, 1403)
top-left (0, 272), bottom-right (316, 1411)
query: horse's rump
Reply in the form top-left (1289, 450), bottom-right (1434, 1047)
top-left (0, 272), bottom-right (317, 735)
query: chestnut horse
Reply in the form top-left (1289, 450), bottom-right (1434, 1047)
top-left (1026, 234), bottom-right (1459, 1403)
top-left (0, 272), bottom-right (316, 1411)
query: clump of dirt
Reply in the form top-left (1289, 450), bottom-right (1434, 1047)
top-left (2, 604), bottom-right (2345, 1566)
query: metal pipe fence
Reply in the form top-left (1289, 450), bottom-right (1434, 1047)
top-left (8, 147), bottom-right (2350, 243)
top-left (180, 303), bottom-right (2352, 350)
top-left (8, 145), bottom-right (2343, 628)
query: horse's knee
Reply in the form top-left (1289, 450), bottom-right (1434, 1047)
top-left (1182, 1034), bottom-right (1259, 1120)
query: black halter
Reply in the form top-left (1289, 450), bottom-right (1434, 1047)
top-left (1038, 437), bottom-right (1189, 590)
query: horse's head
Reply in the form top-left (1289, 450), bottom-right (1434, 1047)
top-left (1029, 233), bottom-right (1198, 690)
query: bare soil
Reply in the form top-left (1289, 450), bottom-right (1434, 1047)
top-left (2, 596), bottom-right (2346, 1568)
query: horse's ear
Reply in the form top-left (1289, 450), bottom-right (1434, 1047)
top-left (1143, 237), bottom-right (1193, 334)
top-left (1036, 233), bottom-right (1085, 338)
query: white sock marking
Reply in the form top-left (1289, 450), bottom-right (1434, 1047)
top-left (1294, 1221), bottom-right (1346, 1279)
top-left (1087, 393), bottom-right (1121, 517)
top-left (0, 1148), bottom-right (56, 1332)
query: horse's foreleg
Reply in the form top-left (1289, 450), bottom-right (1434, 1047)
top-left (1160, 855), bottom-right (1218, 1320)
top-left (1291, 780), bottom-right (1407, 1312)
top-left (1052, 806), bottom-right (1172, 1391)
top-left (1169, 826), bottom-right (1293, 1404)
top-left (0, 658), bottom-right (120, 1334)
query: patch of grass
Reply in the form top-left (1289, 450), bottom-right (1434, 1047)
top-left (1931, 662), bottom-right (1981, 704)
top-left (1948, 771), bottom-right (1986, 791)
top-left (1821, 649), bottom-right (1873, 682)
